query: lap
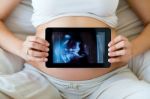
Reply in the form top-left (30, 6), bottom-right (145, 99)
top-left (1, 64), bottom-right (150, 99)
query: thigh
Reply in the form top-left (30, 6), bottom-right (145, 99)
top-left (96, 80), bottom-right (150, 99)
top-left (0, 65), bottom-right (62, 99)
top-left (88, 67), bottom-right (150, 99)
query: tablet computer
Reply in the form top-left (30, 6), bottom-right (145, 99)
top-left (45, 28), bottom-right (111, 68)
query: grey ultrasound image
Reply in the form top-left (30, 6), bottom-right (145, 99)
top-left (52, 31), bottom-right (105, 64)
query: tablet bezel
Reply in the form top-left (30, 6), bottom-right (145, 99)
top-left (45, 27), bottom-right (111, 68)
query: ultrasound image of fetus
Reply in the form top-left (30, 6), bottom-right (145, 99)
top-left (53, 33), bottom-right (89, 63)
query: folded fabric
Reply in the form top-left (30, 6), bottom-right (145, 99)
top-left (0, 48), bottom-right (24, 75)
top-left (129, 50), bottom-right (150, 83)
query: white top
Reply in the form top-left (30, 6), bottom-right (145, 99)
top-left (31, 0), bottom-right (119, 28)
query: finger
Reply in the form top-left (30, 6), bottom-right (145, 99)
top-left (26, 36), bottom-right (49, 46)
top-left (27, 55), bottom-right (48, 62)
top-left (108, 49), bottom-right (126, 57)
top-left (27, 49), bottom-right (49, 58)
top-left (109, 41), bottom-right (128, 52)
top-left (108, 35), bottom-right (127, 47)
top-left (24, 41), bottom-right (49, 52)
top-left (108, 57), bottom-right (121, 63)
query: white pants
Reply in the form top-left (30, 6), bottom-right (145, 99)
top-left (0, 63), bottom-right (150, 99)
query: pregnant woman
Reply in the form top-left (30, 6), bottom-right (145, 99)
top-left (26, 0), bottom-right (132, 80)
top-left (0, 0), bottom-right (150, 99)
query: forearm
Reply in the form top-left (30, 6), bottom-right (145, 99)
top-left (0, 20), bottom-right (23, 58)
top-left (131, 23), bottom-right (150, 57)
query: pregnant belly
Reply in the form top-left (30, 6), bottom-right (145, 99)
top-left (30, 16), bottom-right (123, 81)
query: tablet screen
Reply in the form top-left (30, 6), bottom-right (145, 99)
top-left (45, 28), bottom-right (111, 68)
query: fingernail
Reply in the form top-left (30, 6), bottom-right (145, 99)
top-left (108, 59), bottom-right (111, 62)
top-left (108, 48), bottom-right (111, 52)
top-left (108, 53), bottom-right (111, 56)
top-left (46, 43), bottom-right (49, 46)
top-left (46, 53), bottom-right (49, 56)
top-left (46, 48), bottom-right (49, 51)
top-left (108, 42), bottom-right (111, 47)
top-left (44, 58), bottom-right (48, 62)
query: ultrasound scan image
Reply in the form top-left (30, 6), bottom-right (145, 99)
top-left (52, 31), bottom-right (105, 64)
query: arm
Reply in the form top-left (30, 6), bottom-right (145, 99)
top-left (0, 0), bottom-right (23, 57)
top-left (0, 0), bottom-right (49, 62)
top-left (127, 0), bottom-right (150, 57)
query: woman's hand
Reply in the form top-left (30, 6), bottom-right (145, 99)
top-left (21, 36), bottom-right (49, 62)
top-left (108, 35), bottom-right (132, 65)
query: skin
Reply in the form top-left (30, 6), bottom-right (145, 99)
top-left (126, 0), bottom-right (150, 57)
top-left (0, 0), bottom-right (150, 80)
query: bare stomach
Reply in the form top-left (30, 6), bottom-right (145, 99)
top-left (29, 16), bottom-right (124, 81)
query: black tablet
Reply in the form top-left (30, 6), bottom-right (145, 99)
top-left (45, 28), bottom-right (111, 68)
